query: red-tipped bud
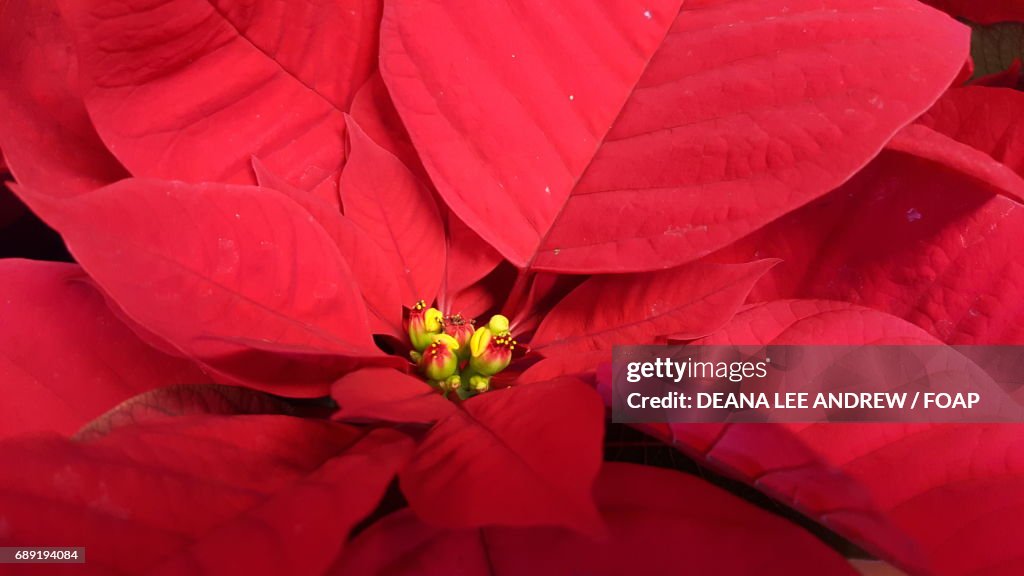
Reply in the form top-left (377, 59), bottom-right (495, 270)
top-left (469, 324), bottom-right (515, 376)
top-left (419, 333), bottom-right (460, 381)
top-left (442, 314), bottom-right (476, 360)
top-left (406, 300), bottom-right (443, 351)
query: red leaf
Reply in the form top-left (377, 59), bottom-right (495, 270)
top-left (381, 0), bottom-right (967, 271)
top-left (252, 157), bottom-right (406, 336)
top-left (203, 0), bottom-right (381, 112)
top-left (399, 378), bottom-right (605, 536)
top-left (0, 0), bottom-right (126, 197)
top-left (0, 415), bottom-right (412, 575)
top-left (331, 367), bottom-right (456, 425)
top-left (915, 86), bottom-right (1024, 179)
top-left (789, 424), bottom-right (1024, 576)
top-left (952, 56), bottom-right (976, 87)
top-left (710, 152), bottom-right (1024, 344)
top-left (507, 272), bottom-right (586, 334)
top-left (642, 419), bottom-right (929, 574)
top-left (340, 116), bottom-right (446, 304)
top-left (691, 300), bottom-right (940, 346)
top-left (658, 300), bottom-right (1024, 575)
top-left (439, 211), bottom-right (503, 308)
top-left (349, 71), bottom-right (430, 184)
top-left (0, 260), bottom-right (206, 440)
top-left (57, 0), bottom-right (380, 190)
top-left (647, 301), bottom-right (941, 572)
top-left (888, 124), bottom-right (1024, 202)
top-left (440, 261), bottom-right (518, 321)
top-left (75, 384), bottom-right (301, 441)
top-left (518, 350), bottom-right (610, 385)
top-left (340, 463), bottom-right (858, 576)
top-left (531, 260), bottom-right (776, 356)
top-left (16, 178), bottom-right (380, 396)
top-left (441, 278), bottom-right (501, 320)
top-left (148, 429), bottom-right (412, 576)
top-left (381, 0), bottom-right (681, 269)
top-left (251, 153), bottom-right (344, 214)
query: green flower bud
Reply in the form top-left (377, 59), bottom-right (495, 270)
top-left (419, 333), bottom-right (460, 381)
top-left (468, 326), bottom-right (515, 376)
top-left (406, 300), bottom-right (444, 351)
top-left (468, 374), bottom-right (491, 393)
top-left (442, 374), bottom-right (462, 393)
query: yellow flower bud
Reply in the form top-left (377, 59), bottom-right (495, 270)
top-left (487, 314), bottom-right (510, 334)
top-left (469, 328), bottom-right (514, 376)
top-left (424, 308), bottom-right (443, 332)
top-left (432, 333), bottom-right (460, 350)
top-left (470, 326), bottom-right (492, 359)
top-left (407, 300), bottom-right (444, 351)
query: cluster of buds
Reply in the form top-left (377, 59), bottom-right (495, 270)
top-left (405, 300), bottom-right (517, 398)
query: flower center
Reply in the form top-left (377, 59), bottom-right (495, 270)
top-left (404, 301), bottom-right (517, 399)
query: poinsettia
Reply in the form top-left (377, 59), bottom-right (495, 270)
top-left (4, 0), bottom-right (1023, 574)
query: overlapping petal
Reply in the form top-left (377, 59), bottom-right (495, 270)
top-left (0, 259), bottom-right (206, 439)
top-left (648, 300), bottom-right (1024, 575)
top-left (399, 378), bottom-right (605, 535)
top-left (15, 179), bottom-right (384, 396)
top-left (0, 401), bottom-right (413, 575)
top-left (382, 0), bottom-right (968, 272)
top-left (710, 152), bottom-right (1024, 345)
top-left (56, 0), bottom-right (380, 191)
top-left (338, 463), bottom-right (858, 576)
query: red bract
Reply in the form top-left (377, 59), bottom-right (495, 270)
top-left (0, 0), bottom-right (127, 196)
top-left (531, 259), bottom-right (778, 354)
top-left (645, 301), bottom-right (1024, 575)
top-left (888, 86), bottom-right (1024, 201)
top-left (711, 152), bottom-right (1024, 344)
top-left (398, 377), bottom-right (605, 535)
top-left (0, 259), bottom-right (205, 439)
top-left (56, 0), bottom-right (380, 193)
top-left (16, 179), bottom-right (388, 396)
top-left (337, 464), bottom-right (859, 576)
top-left (250, 156), bottom-right (410, 338)
top-left (340, 116), bottom-right (446, 304)
top-left (380, 0), bottom-right (967, 272)
top-left (915, 86), bottom-right (1024, 179)
top-left (888, 124), bottom-right (1024, 201)
top-left (332, 368), bottom-right (456, 425)
top-left (0, 389), bottom-right (413, 575)
top-left (2, 0), bottom-right (1022, 573)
